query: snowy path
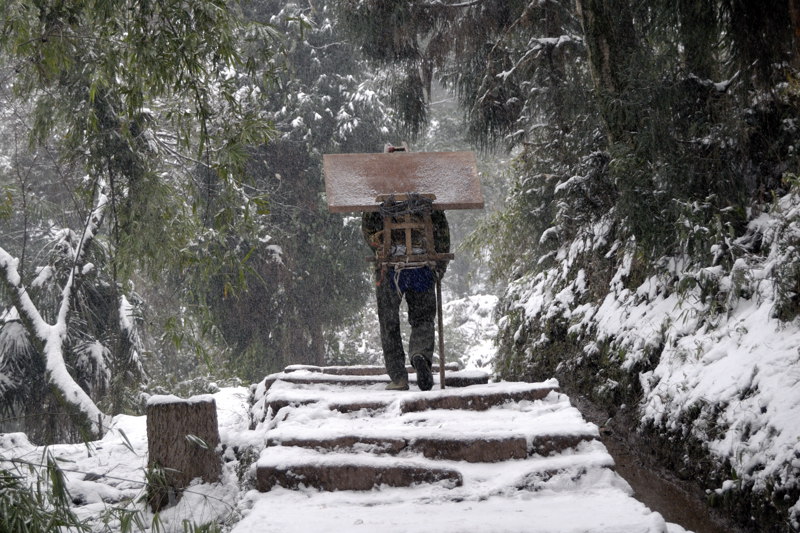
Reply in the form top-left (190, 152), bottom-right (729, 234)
top-left (0, 368), bottom-right (691, 532)
top-left (236, 368), bottom-right (690, 533)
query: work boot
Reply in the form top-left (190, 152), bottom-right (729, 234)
top-left (412, 354), bottom-right (433, 391)
top-left (385, 377), bottom-right (409, 391)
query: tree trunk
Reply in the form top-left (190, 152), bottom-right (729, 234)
top-left (146, 395), bottom-right (222, 512)
top-left (677, 0), bottom-right (717, 79)
top-left (725, 0), bottom-right (795, 86)
top-left (574, 0), bottom-right (639, 143)
top-left (310, 322), bottom-right (326, 366)
top-left (790, 0), bottom-right (800, 68)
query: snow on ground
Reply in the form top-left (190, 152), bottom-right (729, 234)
top-left (0, 380), bottom-right (691, 532)
top-left (240, 374), bottom-right (689, 533)
top-left (0, 387), bottom-right (253, 532)
top-left (235, 483), bottom-right (673, 533)
top-left (595, 245), bottom-right (800, 510)
top-left (502, 190), bottom-right (800, 525)
top-left (592, 269), bottom-right (800, 497)
top-left (443, 294), bottom-right (499, 372)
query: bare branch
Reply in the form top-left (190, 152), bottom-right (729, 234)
top-left (56, 176), bottom-right (109, 326)
top-left (422, 0), bottom-right (482, 7)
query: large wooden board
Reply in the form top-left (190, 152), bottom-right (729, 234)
top-left (323, 151), bottom-right (484, 212)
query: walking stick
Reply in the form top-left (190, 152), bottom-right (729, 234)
top-left (436, 275), bottom-right (446, 390)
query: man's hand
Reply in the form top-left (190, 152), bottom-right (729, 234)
top-left (435, 261), bottom-right (448, 279)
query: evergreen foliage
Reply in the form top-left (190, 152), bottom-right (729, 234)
top-left (0, 0), bottom-right (276, 440)
top-left (195, 0), bottom-right (397, 378)
top-left (0, 228), bottom-right (145, 443)
top-left (335, 2), bottom-right (800, 527)
top-left (336, 0), bottom-right (584, 148)
top-left (336, 0), bottom-right (800, 270)
top-left (0, 459), bottom-right (89, 532)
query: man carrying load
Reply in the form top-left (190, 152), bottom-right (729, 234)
top-left (362, 185), bottom-right (450, 391)
top-left (322, 144), bottom-right (483, 391)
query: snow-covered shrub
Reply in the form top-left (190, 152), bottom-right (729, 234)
top-left (494, 176), bottom-right (800, 529)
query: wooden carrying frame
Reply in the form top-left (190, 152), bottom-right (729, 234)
top-left (371, 193), bottom-right (454, 269)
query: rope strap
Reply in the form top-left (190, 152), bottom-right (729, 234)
top-left (378, 193), bottom-right (433, 218)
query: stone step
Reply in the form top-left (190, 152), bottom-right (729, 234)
top-left (256, 448), bottom-right (463, 492)
top-left (266, 433), bottom-right (593, 462)
top-left (255, 440), bottom-right (614, 493)
top-left (398, 384), bottom-right (556, 413)
top-left (257, 381), bottom-right (560, 418)
top-left (283, 363), bottom-right (461, 376)
top-left (259, 369), bottom-right (489, 393)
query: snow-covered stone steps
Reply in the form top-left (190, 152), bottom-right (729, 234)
top-left (238, 367), bottom-right (679, 532)
top-left (262, 390), bottom-right (599, 463)
top-left (252, 367), bottom-right (602, 493)
top-left (251, 372), bottom-right (559, 422)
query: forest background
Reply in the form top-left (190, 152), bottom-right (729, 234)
top-left (1, 0), bottom-right (800, 531)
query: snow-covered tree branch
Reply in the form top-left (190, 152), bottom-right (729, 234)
top-left (0, 0), bottom-right (278, 442)
top-left (0, 177), bottom-right (111, 439)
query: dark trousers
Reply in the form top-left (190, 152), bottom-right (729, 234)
top-left (375, 273), bottom-right (436, 383)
